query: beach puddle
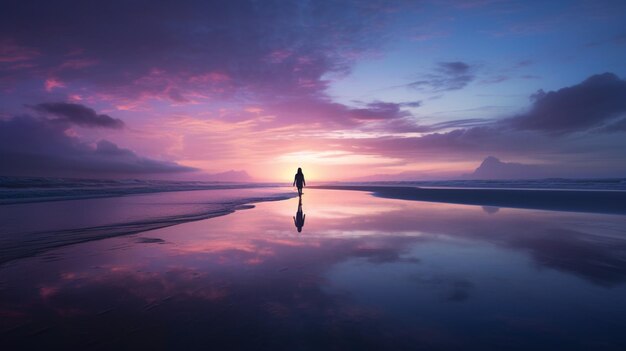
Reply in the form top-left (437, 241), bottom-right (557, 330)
top-left (2, 189), bottom-right (626, 350)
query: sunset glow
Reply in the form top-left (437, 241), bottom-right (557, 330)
top-left (1, 1), bottom-right (626, 182)
top-left (3, 3), bottom-right (626, 349)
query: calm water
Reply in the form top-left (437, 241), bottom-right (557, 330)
top-left (2, 189), bottom-right (626, 350)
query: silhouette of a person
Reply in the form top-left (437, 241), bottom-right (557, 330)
top-left (293, 167), bottom-right (306, 196)
top-left (294, 196), bottom-right (305, 232)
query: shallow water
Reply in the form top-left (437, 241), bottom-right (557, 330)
top-left (0, 187), bottom-right (294, 264)
top-left (1, 189), bottom-right (626, 350)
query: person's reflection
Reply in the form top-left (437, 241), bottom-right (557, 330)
top-left (293, 196), bottom-right (305, 233)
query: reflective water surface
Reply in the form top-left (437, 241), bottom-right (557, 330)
top-left (2, 189), bottom-right (626, 350)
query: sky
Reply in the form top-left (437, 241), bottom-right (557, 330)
top-left (1, 0), bottom-right (626, 182)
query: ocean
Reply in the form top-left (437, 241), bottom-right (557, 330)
top-left (0, 177), bottom-right (294, 265)
top-left (1, 176), bottom-right (625, 266)
top-left (2, 176), bottom-right (625, 205)
top-left (2, 178), bottom-right (626, 349)
top-left (340, 178), bottom-right (626, 191)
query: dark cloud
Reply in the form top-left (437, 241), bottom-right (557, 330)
top-left (314, 74), bottom-right (626, 176)
top-left (341, 73), bottom-right (626, 172)
top-left (349, 101), bottom-right (410, 120)
top-left (439, 61), bottom-right (471, 74)
top-left (31, 102), bottom-right (124, 129)
top-left (342, 101), bottom-right (432, 133)
top-left (429, 118), bottom-right (493, 130)
top-left (480, 75), bottom-right (509, 84)
top-left (408, 61), bottom-right (475, 92)
top-left (399, 100), bottom-right (422, 108)
top-left (520, 74), bottom-right (541, 80)
top-left (256, 97), bottom-right (429, 133)
top-left (331, 121), bottom-right (626, 178)
top-left (352, 127), bottom-right (514, 156)
top-left (371, 118), bottom-right (432, 133)
top-left (514, 59), bottom-right (533, 68)
top-left (0, 0), bottom-right (437, 135)
top-left (319, 73), bottom-right (626, 179)
top-left (509, 73), bottom-right (626, 133)
top-left (0, 0), bottom-right (409, 103)
top-left (0, 115), bottom-right (196, 177)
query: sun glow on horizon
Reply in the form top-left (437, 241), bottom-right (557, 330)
top-left (2, 1), bottom-right (626, 181)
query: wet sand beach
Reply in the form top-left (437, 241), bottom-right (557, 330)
top-left (2, 188), bottom-right (626, 350)
top-left (313, 185), bottom-right (626, 215)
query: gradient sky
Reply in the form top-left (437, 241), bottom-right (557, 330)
top-left (1, 0), bottom-right (626, 181)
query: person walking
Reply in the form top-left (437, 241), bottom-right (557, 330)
top-left (293, 167), bottom-right (306, 196)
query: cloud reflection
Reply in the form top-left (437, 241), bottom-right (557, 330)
top-left (1, 189), bottom-right (626, 349)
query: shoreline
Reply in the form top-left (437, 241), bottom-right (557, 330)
top-left (312, 185), bottom-right (626, 215)
top-left (0, 189), bottom-right (296, 266)
top-left (3, 184), bottom-right (625, 267)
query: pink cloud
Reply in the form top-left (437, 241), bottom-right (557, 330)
top-left (39, 286), bottom-right (59, 300)
top-left (90, 69), bottom-right (236, 109)
top-left (44, 78), bottom-right (65, 91)
top-left (0, 39), bottom-right (39, 63)
top-left (68, 94), bottom-right (83, 101)
top-left (188, 71), bottom-right (231, 83)
top-left (266, 50), bottom-right (293, 63)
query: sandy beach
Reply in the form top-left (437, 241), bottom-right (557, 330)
top-left (2, 188), bottom-right (626, 350)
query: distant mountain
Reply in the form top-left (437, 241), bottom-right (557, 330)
top-left (345, 156), bottom-right (573, 182)
top-left (464, 156), bottom-right (557, 179)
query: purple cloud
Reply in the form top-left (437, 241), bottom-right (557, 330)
top-left (31, 102), bottom-right (124, 129)
top-left (253, 97), bottom-right (427, 132)
top-left (322, 74), bottom-right (626, 176)
top-left (429, 118), bottom-right (493, 130)
top-left (408, 61), bottom-right (475, 92)
top-left (349, 101), bottom-right (410, 120)
top-left (0, 0), bottom-right (406, 104)
top-left (346, 101), bottom-right (431, 133)
top-left (400, 101), bottom-right (422, 108)
top-left (509, 73), bottom-right (626, 133)
top-left (480, 75), bottom-right (509, 84)
top-left (0, 114), bottom-right (196, 177)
